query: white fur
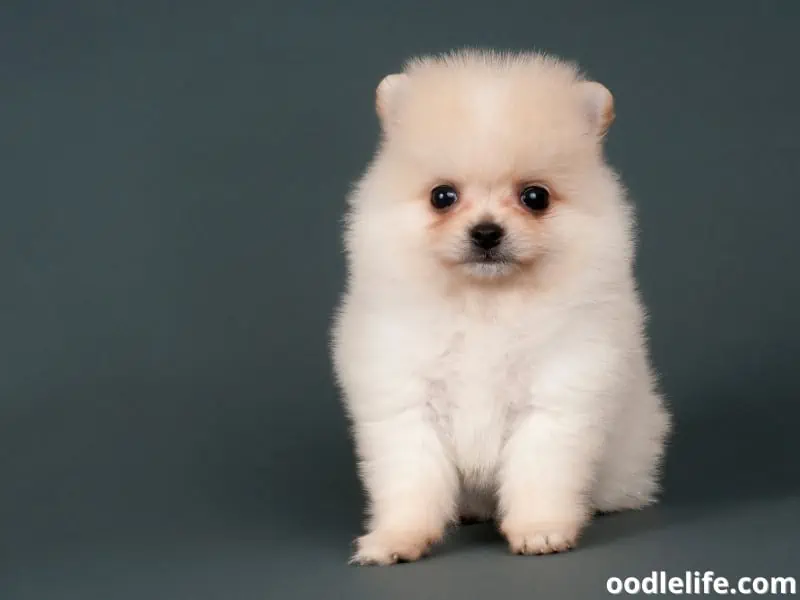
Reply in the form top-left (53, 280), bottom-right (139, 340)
top-left (331, 49), bottom-right (671, 565)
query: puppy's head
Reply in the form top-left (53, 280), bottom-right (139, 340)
top-left (356, 50), bottom-right (626, 285)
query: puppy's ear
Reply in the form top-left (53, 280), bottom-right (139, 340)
top-left (579, 81), bottom-right (615, 137)
top-left (375, 73), bottom-right (408, 126)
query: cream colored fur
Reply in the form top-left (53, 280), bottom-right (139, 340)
top-left (331, 49), bottom-right (671, 565)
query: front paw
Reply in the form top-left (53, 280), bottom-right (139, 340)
top-left (500, 517), bottom-right (585, 555)
top-left (350, 527), bottom-right (443, 566)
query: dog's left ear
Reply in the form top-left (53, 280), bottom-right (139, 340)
top-left (579, 81), bottom-right (615, 137)
top-left (375, 73), bottom-right (408, 127)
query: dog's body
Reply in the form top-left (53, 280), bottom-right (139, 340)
top-left (331, 50), bottom-right (670, 565)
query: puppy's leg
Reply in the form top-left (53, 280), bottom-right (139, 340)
top-left (498, 338), bottom-right (622, 555)
top-left (351, 407), bottom-right (458, 566)
top-left (592, 391), bottom-right (671, 513)
top-left (498, 407), bottom-right (605, 554)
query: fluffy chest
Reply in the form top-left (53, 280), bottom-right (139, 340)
top-left (426, 319), bottom-right (531, 482)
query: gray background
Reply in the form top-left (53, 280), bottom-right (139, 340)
top-left (1, 1), bottom-right (798, 598)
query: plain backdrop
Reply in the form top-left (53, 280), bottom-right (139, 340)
top-left (1, 1), bottom-right (799, 598)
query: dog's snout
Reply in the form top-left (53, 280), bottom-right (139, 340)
top-left (470, 222), bottom-right (504, 250)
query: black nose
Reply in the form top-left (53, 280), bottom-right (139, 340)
top-left (470, 222), bottom-right (504, 250)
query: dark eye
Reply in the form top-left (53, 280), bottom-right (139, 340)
top-left (430, 185), bottom-right (458, 210)
top-left (520, 185), bottom-right (550, 212)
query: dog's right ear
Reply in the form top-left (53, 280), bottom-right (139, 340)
top-left (375, 73), bottom-right (408, 127)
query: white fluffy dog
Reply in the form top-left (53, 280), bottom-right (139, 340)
top-left (331, 49), bottom-right (671, 565)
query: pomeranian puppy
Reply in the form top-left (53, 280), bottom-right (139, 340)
top-left (331, 49), bottom-right (671, 565)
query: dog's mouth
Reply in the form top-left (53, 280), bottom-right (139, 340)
top-left (457, 249), bottom-right (520, 278)
top-left (464, 249), bottom-right (516, 265)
